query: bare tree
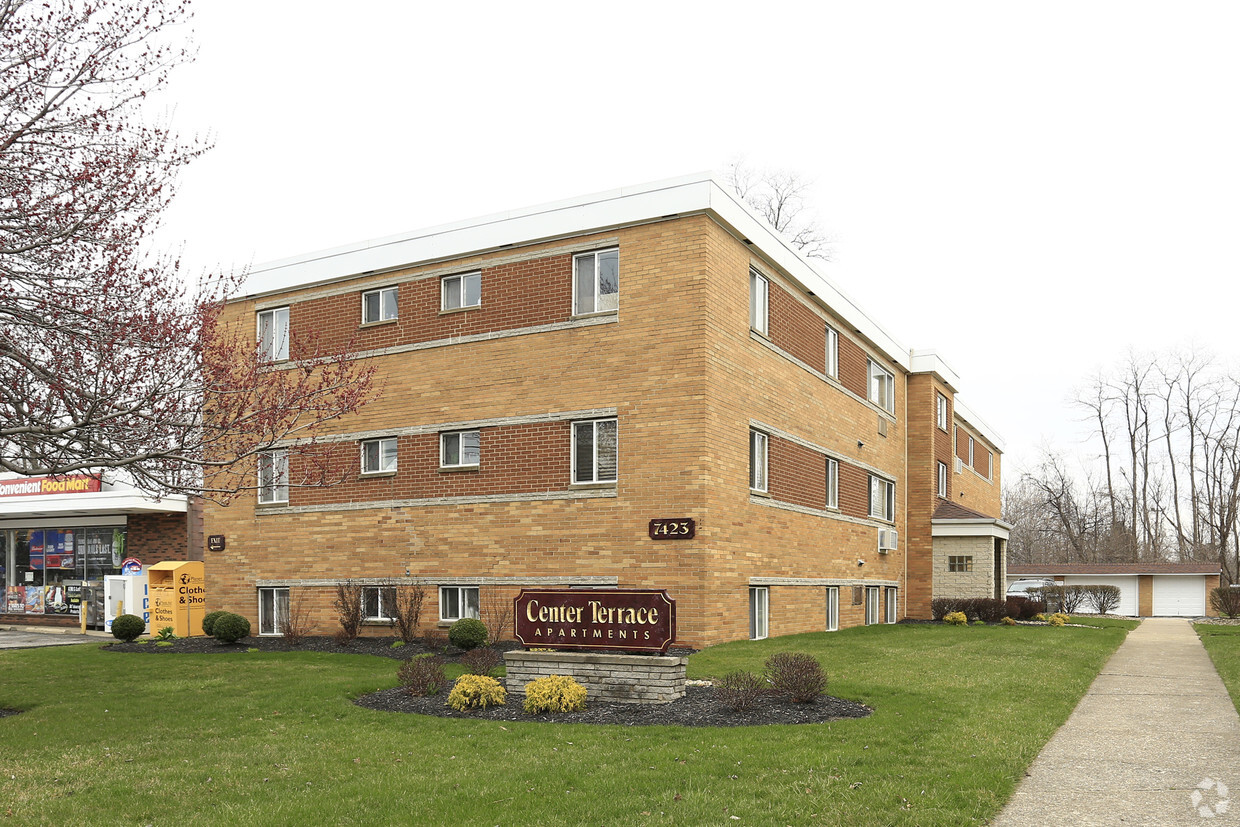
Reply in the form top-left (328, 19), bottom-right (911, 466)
top-left (724, 159), bottom-right (832, 261)
top-left (0, 0), bottom-right (374, 500)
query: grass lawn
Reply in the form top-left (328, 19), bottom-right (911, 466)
top-left (0, 621), bottom-right (1133, 827)
top-left (1195, 623), bottom-right (1240, 714)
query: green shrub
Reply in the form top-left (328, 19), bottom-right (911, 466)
top-left (716, 670), bottom-right (767, 712)
top-left (1209, 586), bottom-right (1240, 618)
top-left (201, 610), bottom-right (227, 636)
top-left (1001, 616), bottom-right (1017, 626)
top-left (397, 654), bottom-right (447, 696)
top-left (213, 612), bottom-right (251, 643)
top-left (944, 611), bottom-right (968, 626)
top-left (523, 675), bottom-right (587, 714)
top-left (448, 618), bottom-right (487, 651)
top-left (764, 652), bottom-right (826, 703)
top-left (111, 614), bottom-right (146, 642)
top-left (155, 626), bottom-right (177, 641)
top-left (460, 647), bottom-right (501, 676)
top-left (447, 674), bottom-right (506, 710)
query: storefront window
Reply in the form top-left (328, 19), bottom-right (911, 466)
top-left (3, 526), bottom-right (126, 616)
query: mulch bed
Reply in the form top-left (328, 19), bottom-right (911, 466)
top-left (101, 635), bottom-right (872, 727)
top-left (0, 707), bottom-right (23, 719)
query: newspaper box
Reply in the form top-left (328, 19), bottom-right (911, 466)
top-left (147, 561), bottom-right (205, 637)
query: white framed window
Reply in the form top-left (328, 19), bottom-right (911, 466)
top-left (257, 449), bottom-right (289, 505)
top-left (440, 430), bottom-right (480, 468)
top-left (573, 249), bottom-right (619, 314)
top-left (868, 474), bottom-right (895, 522)
top-left (442, 272), bottom-right (481, 311)
top-left (749, 269), bottom-right (769, 335)
top-left (968, 436), bottom-right (975, 467)
top-left (826, 586), bottom-right (839, 632)
top-left (868, 358), bottom-right (894, 413)
top-left (949, 555), bottom-right (974, 572)
top-left (362, 286), bottom-right (398, 323)
top-left (258, 587), bottom-right (289, 636)
top-left (826, 457), bottom-right (839, 509)
top-left (937, 461), bottom-right (948, 498)
top-left (865, 587), bottom-right (880, 625)
top-left (439, 586), bottom-right (479, 622)
top-left (988, 450), bottom-right (994, 479)
top-left (749, 587), bottom-right (769, 640)
top-left (885, 587), bottom-right (897, 624)
top-left (749, 430), bottom-right (768, 492)
top-left (825, 325), bottom-right (839, 378)
top-left (257, 307), bottom-right (289, 362)
top-left (361, 437), bottom-right (398, 474)
top-left (363, 586), bottom-right (397, 621)
top-left (572, 419), bottom-right (617, 484)
top-left (936, 393), bottom-right (948, 431)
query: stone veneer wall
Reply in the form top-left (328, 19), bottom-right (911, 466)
top-left (503, 651), bottom-right (687, 704)
top-left (931, 536), bottom-right (997, 600)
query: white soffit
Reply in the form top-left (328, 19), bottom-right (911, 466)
top-left (236, 173), bottom-right (912, 371)
top-left (0, 491), bottom-right (187, 519)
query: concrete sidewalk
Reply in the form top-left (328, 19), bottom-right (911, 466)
top-left (994, 618), bottom-right (1240, 826)
top-left (0, 625), bottom-right (108, 649)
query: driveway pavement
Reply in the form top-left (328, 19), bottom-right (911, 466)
top-left (0, 627), bottom-right (106, 649)
top-left (993, 618), bottom-right (1240, 826)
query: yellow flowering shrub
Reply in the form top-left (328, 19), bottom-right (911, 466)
top-left (1001, 616), bottom-right (1017, 626)
top-left (523, 675), bottom-right (588, 714)
top-left (944, 611), bottom-right (969, 626)
top-left (446, 674), bottom-right (506, 711)
top-left (1048, 614), bottom-right (1067, 627)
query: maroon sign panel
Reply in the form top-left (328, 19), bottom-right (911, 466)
top-left (513, 589), bottom-right (676, 653)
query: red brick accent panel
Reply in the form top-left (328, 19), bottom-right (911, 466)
top-left (768, 283), bottom-right (826, 374)
top-left (838, 462), bottom-right (871, 520)
top-left (286, 421), bottom-right (575, 507)
top-left (838, 335), bottom-right (868, 400)
top-left (288, 253), bottom-right (576, 358)
top-left (127, 514), bottom-right (190, 565)
top-left (767, 435), bottom-right (826, 510)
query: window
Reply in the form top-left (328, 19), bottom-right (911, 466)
top-left (868, 358), bottom-right (894, 413)
top-left (868, 474), bottom-right (895, 522)
top-left (749, 269), bottom-right (768, 335)
top-left (988, 450), bottom-right (994, 479)
top-left (362, 287), bottom-right (398, 323)
top-left (442, 272), bottom-right (481, 311)
top-left (361, 437), bottom-right (398, 474)
top-left (749, 430), bottom-right (768, 492)
top-left (573, 249), bottom-right (618, 314)
top-left (885, 587), bottom-right (897, 624)
top-left (363, 586), bottom-right (397, 621)
top-left (257, 449), bottom-right (288, 505)
top-left (749, 587), bottom-right (768, 640)
top-left (826, 457), bottom-right (839, 508)
top-left (825, 325), bottom-right (839, 378)
top-left (258, 587), bottom-right (289, 636)
top-left (865, 587), bottom-right (880, 625)
top-left (937, 461), bottom-right (948, 498)
top-left (826, 586), bottom-right (839, 632)
top-left (968, 436), bottom-right (975, 468)
top-left (257, 307), bottom-right (289, 362)
top-left (936, 393), bottom-right (948, 430)
top-left (439, 586), bottom-right (479, 622)
top-left (949, 555), bottom-right (974, 572)
top-left (572, 419), bottom-right (617, 484)
top-left (440, 430), bottom-right (480, 468)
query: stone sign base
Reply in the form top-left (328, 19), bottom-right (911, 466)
top-left (503, 650), bottom-right (687, 704)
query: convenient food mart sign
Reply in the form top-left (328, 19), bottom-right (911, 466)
top-left (513, 589), bottom-right (676, 653)
top-left (0, 475), bottom-right (101, 498)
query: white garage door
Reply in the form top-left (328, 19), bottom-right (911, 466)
top-left (1063, 575), bottom-right (1139, 616)
top-left (1152, 576), bottom-right (1206, 616)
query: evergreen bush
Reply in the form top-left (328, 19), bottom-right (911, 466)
top-left (111, 614), bottom-right (145, 642)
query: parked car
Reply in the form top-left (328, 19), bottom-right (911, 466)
top-left (1006, 578), bottom-right (1054, 599)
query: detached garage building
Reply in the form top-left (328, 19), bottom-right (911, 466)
top-left (1008, 563), bottom-right (1222, 617)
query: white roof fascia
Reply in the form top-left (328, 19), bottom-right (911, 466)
top-left (931, 519), bottom-right (1012, 539)
top-left (953, 397), bottom-right (1006, 453)
top-left (236, 173), bottom-right (911, 370)
top-left (0, 491), bottom-right (188, 519)
top-left (908, 350), bottom-right (960, 393)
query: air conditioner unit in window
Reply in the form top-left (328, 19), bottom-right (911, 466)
top-left (954, 457), bottom-right (963, 474)
top-left (878, 529), bottom-right (899, 552)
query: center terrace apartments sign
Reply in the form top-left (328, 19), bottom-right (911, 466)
top-left (513, 589), bottom-right (676, 653)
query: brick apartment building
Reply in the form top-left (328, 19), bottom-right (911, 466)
top-left (203, 174), bottom-right (1007, 647)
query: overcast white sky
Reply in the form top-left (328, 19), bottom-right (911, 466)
top-left (151, 1), bottom-right (1240, 476)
